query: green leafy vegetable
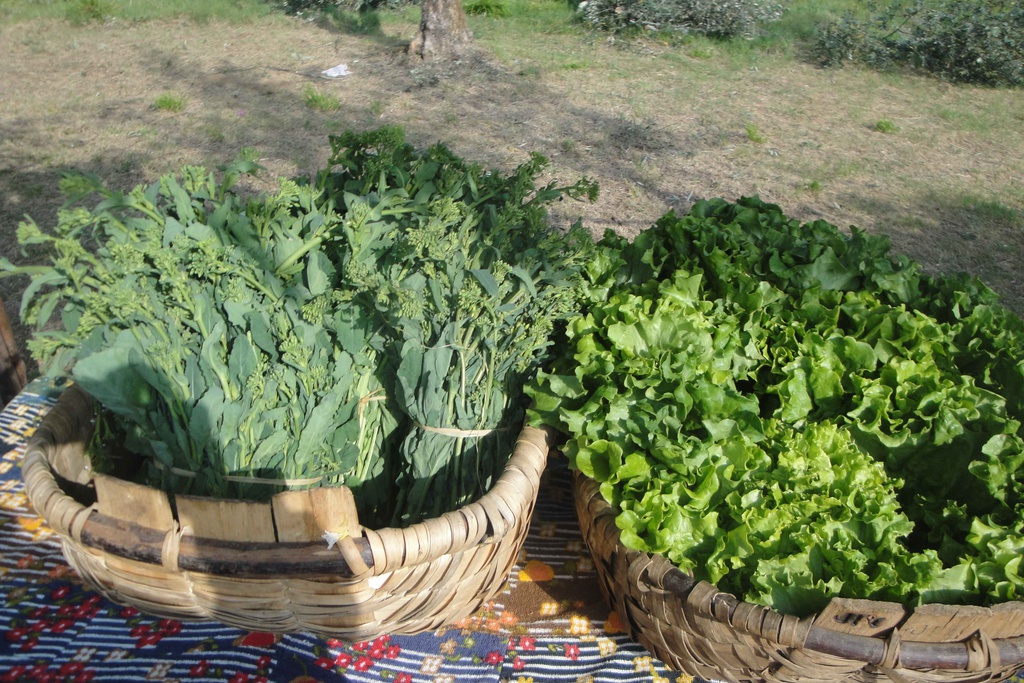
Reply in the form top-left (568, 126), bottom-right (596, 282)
top-left (3, 160), bottom-right (395, 509)
top-left (315, 127), bottom-right (598, 525)
top-left (2, 129), bottom-right (598, 528)
top-left (528, 196), bottom-right (1024, 615)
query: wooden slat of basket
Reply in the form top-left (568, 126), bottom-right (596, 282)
top-left (199, 605), bottom-right (294, 632)
top-left (988, 603), bottom-right (1024, 639)
top-left (458, 536), bottom-right (506, 584)
top-left (272, 487), bottom-right (360, 543)
top-left (176, 494), bottom-right (277, 543)
top-left (388, 553), bottom-right (453, 598)
top-left (815, 599), bottom-right (907, 637)
top-left (94, 473), bottom-right (175, 530)
top-left (50, 442), bottom-right (92, 486)
top-left (898, 604), bottom-right (997, 643)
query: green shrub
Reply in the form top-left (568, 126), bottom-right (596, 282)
top-left (321, 4), bottom-right (383, 32)
top-left (576, 0), bottom-right (786, 38)
top-left (465, 0), bottom-right (510, 16)
top-left (66, 0), bottom-right (112, 24)
top-left (815, 0), bottom-right (1024, 87)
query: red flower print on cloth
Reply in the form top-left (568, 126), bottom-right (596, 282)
top-left (369, 635), bottom-right (391, 659)
top-left (1, 665), bottom-right (28, 682)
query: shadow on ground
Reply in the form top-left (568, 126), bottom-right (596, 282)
top-left (841, 190), bottom-right (1024, 315)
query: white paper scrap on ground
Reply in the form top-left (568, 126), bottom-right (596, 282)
top-left (322, 63), bottom-right (351, 78)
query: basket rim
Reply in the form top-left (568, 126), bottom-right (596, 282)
top-left (573, 469), bottom-right (1024, 673)
top-left (22, 384), bottom-right (553, 580)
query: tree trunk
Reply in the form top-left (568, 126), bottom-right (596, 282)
top-left (407, 0), bottom-right (472, 61)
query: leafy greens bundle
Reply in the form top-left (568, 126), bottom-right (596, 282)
top-left (527, 196), bottom-right (1024, 616)
top-left (314, 128), bottom-right (598, 524)
top-left (3, 128), bottom-right (597, 528)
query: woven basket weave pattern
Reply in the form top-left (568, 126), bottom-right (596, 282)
top-left (22, 386), bottom-right (551, 640)
top-left (573, 471), bottom-right (1024, 683)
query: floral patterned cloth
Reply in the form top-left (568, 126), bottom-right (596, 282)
top-left (0, 380), bottom-right (702, 683)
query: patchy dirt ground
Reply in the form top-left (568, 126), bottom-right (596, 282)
top-left (2, 15), bottom-right (1023, 372)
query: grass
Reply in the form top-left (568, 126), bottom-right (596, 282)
top-left (958, 195), bottom-right (1024, 225)
top-left (687, 44), bottom-right (716, 60)
top-left (303, 85), bottom-right (342, 112)
top-left (874, 118), bottom-right (898, 134)
top-left (153, 93), bottom-right (185, 113)
top-left (467, 0), bottom-right (581, 57)
top-left (746, 123), bottom-right (768, 143)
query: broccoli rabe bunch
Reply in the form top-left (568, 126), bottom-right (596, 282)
top-left (3, 155), bottom-right (398, 514)
top-left (314, 127), bottom-right (598, 524)
top-left (4, 128), bottom-right (599, 527)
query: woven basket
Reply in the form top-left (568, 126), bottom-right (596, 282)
top-left (22, 385), bottom-right (552, 640)
top-left (0, 298), bottom-right (27, 406)
top-left (573, 471), bottom-right (1024, 683)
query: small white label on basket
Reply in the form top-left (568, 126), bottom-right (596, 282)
top-left (322, 531), bottom-right (343, 549)
top-left (367, 573), bottom-right (390, 589)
